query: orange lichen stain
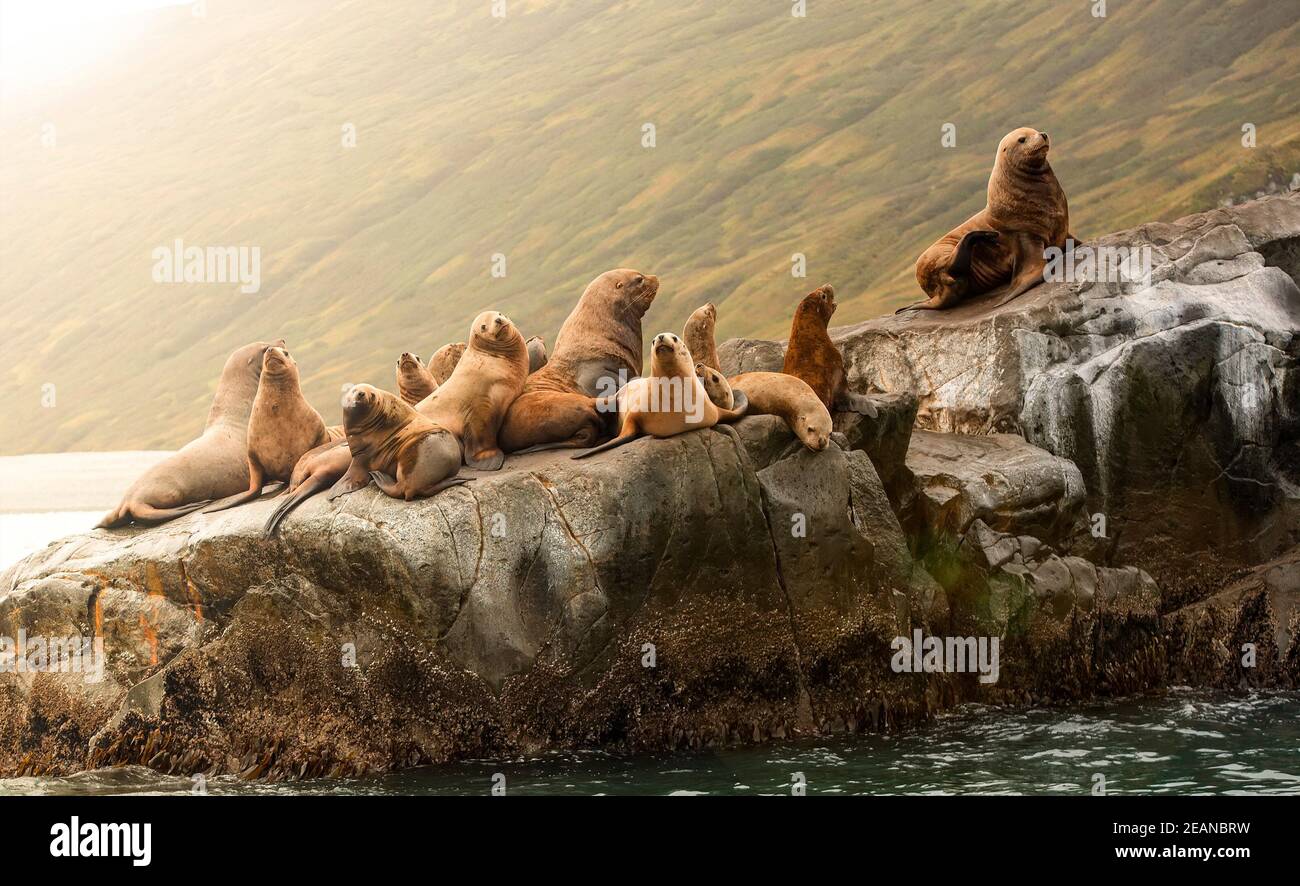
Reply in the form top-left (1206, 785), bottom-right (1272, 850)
top-left (138, 611), bottom-right (159, 667)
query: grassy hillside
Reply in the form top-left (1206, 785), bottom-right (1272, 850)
top-left (2, 0), bottom-right (1297, 453)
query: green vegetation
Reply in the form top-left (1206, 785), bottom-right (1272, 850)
top-left (2, 0), bottom-right (1297, 453)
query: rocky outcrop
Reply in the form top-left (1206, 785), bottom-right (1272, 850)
top-left (721, 193), bottom-right (1300, 575)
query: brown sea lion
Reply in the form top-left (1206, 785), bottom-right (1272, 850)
top-left (682, 303), bottom-right (721, 372)
top-left (500, 269), bottom-right (659, 452)
top-left (96, 339), bottom-right (282, 528)
top-left (203, 346), bottom-right (333, 513)
top-left (782, 284), bottom-right (878, 418)
top-left (428, 342), bottom-right (466, 386)
top-left (730, 371), bottom-right (831, 452)
top-left (696, 363), bottom-right (734, 410)
top-left (329, 384), bottom-right (467, 501)
top-left (573, 333), bottom-right (748, 459)
top-left (396, 352), bottom-right (437, 405)
top-left (901, 127), bottom-right (1073, 313)
top-left (526, 336), bottom-right (548, 373)
top-left (416, 310), bottom-right (529, 470)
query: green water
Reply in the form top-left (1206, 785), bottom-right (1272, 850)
top-left (4, 690), bottom-right (1297, 796)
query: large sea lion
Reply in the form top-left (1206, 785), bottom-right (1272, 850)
top-left (901, 127), bottom-right (1073, 312)
top-left (500, 269), bottom-right (659, 452)
top-left (428, 342), bottom-right (466, 386)
top-left (96, 339), bottom-right (282, 528)
top-left (331, 384), bottom-right (467, 501)
top-left (729, 371), bottom-right (831, 452)
top-left (573, 333), bottom-right (747, 459)
top-left (416, 310), bottom-right (529, 470)
top-left (526, 336), bottom-right (548, 373)
top-left (682, 303), bottom-right (721, 372)
top-left (396, 352), bottom-right (437, 405)
top-left (782, 284), bottom-right (878, 418)
top-left (203, 346), bottom-right (333, 513)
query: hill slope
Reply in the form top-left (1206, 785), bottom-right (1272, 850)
top-left (2, 0), bottom-right (1298, 453)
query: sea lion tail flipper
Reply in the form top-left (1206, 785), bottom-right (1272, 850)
top-left (716, 390), bottom-right (749, 423)
top-left (950, 229), bottom-right (999, 278)
top-left (122, 500), bottom-right (213, 526)
top-left (572, 432), bottom-right (637, 460)
top-left (263, 478), bottom-right (329, 537)
top-left (368, 471), bottom-right (402, 498)
top-left (202, 487), bottom-right (265, 514)
top-left (95, 504), bottom-right (126, 529)
top-left (895, 299), bottom-right (939, 315)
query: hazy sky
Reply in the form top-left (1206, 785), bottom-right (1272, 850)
top-left (0, 0), bottom-right (189, 88)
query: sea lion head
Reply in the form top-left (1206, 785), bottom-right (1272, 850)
top-left (793, 284), bottom-right (836, 328)
top-left (998, 127), bottom-right (1052, 172)
top-left (797, 405), bottom-right (833, 452)
top-left (592, 268), bottom-right (660, 318)
top-left (695, 362), bottom-right (734, 409)
top-left (470, 310), bottom-right (524, 353)
top-left (397, 352), bottom-right (425, 373)
top-left (649, 332), bottom-right (691, 377)
top-left (261, 345), bottom-right (299, 380)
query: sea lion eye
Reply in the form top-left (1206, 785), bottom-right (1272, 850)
top-left (1018, 137), bottom-right (1027, 144)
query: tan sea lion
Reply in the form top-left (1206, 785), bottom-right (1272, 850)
top-left (500, 269), bottom-right (659, 452)
top-left (428, 342), bottom-right (466, 386)
top-left (573, 333), bottom-right (748, 459)
top-left (329, 384), bottom-right (467, 501)
top-left (682, 303), bottom-right (721, 372)
top-left (696, 363), bottom-right (734, 410)
top-left (96, 339), bottom-right (282, 528)
top-left (901, 127), bottom-right (1073, 313)
top-left (262, 438), bottom-right (351, 537)
top-left (782, 284), bottom-right (878, 418)
top-left (396, 352), bottom-right (437, 405)
top-left (730, 372), bottom-right (831, 452)
top-left (526, 336), bottom-right (548, 373)
top-left (416, 310), bottom-right (529, 470)
top-left (203, 346), bottom-right (333, 513)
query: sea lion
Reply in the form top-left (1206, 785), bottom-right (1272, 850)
top-left (696, 363), bottom-right (734, 410)
top-left (396, 352), bottom-right (437, 405)
top-left (526, 336), bottom-right (548, 373)
top-left (900, 127), bottom-right (1072, 312)
top-left (428, 342), bottom-right (466, 386)
top-left (729, 372), bottom-right (832, 452)
top-left (782, 284), bottom-right (878, 418)
top-left (500, 269), bottom-right (659, 452)
top-left (203, 346), bottom-right (333, 513)
top-left (682, 303), bottom-right (721, 372)
top-left (96, 339), bottom-right (282, 528)
top-left (330, 384), bottom-right (467, 501)
top-left (416, 310), bottom-right (529, 470)
top-left (573, 333), bottom-right (748, 459)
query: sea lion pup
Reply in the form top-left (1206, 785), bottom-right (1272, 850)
top-left (526, 336), bottom-right (548, 373)
top-left (781, 284), bottom-right (878, 418)
top-left (573, 333), bottom-right (748, 460)
top-left (428, 342), bottom-right (466, 386)
top-left (696, 363), bottom-right (735, 410)
top-left (396, 352), bottom-right (437, 405)
top-left (329, 384), bottom-right (467, 501)
top-left (682, 302), bottom-right (721, 372)
top-left (416, 310), bottom-right (529, 470)
top-left (499, 268), bottom-right (659, 452)
top-left (729, 372), bottom-right (832, 452)
top-left (900, 127), bottom-right (1073, 313)
top-left (96, 339), bottom-right (282, 528)
top-left (203, 346), bottom-right (333, 513)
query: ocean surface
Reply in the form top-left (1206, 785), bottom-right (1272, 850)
top-left (3, 691), bottom-right (1297, 796)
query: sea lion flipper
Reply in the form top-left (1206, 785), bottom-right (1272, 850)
top-left (950, 229), bottom-right (999, 279)
top-left (572, 432), bottom-right (637, 460)
top-left (120, 500), bottom-right (213, 526)
top-left (263, 477), bottom-right (328, 537)
top-left (715, 389), bottom-right (749, 423)
top-left (835, 390), bottom-right (879, 419)
top-left (326, 459), bottom-right (372, 501)
top-left (368, 470), bottom-right (402, 497)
